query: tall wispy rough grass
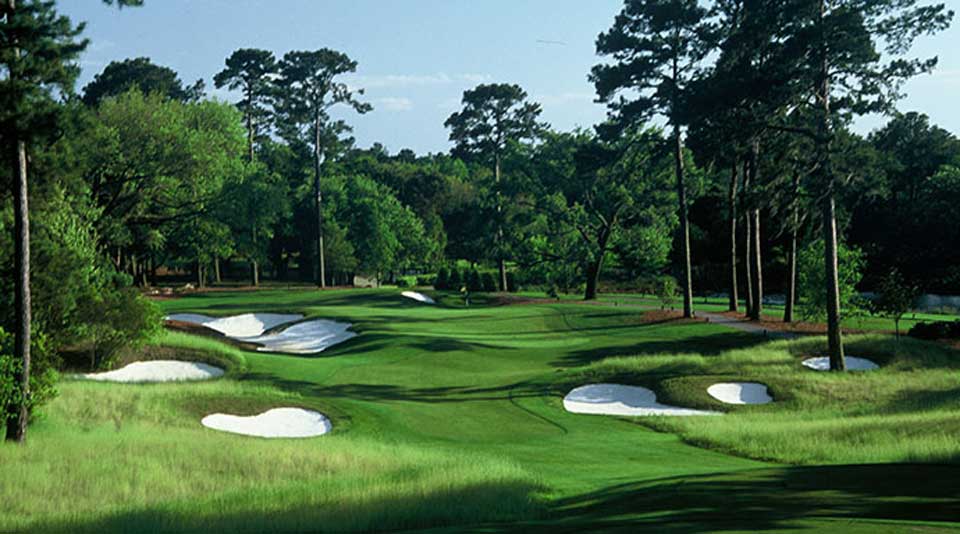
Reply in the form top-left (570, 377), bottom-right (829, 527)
top-left (571, 335), bottom-right (960, 465)
top-left (0, 380), bottom-right (543, 533)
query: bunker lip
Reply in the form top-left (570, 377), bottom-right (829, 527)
top-left (564, 383), bottom-right (721, 417)
top-left (164, 313), bottom-right (304, 338)
top-left (245, 319), bottom-right (357, 354)
top-left (82, 360), bottom-right (224, 383)
top-left (165, 313), bottom-right (356, 355)
top-left (802, 356), bottom-right (879, 371)
top-left (201, 408), bottom-right (331, 438)
top-left (707, 382), bottom-right (773, 405)
top-left (401, 291), bottom-right (436, 304)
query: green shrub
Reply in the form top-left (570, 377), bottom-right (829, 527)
top-left (448, 268), bottom-right (463, 290)
top-left (395, 275), bottom-right (417, 288)
top-left (481, 272), bottom-right (498, 292)
top-left (435, 267), bottom-right (450, 290)
top-left (78, 287), bottom-right (162, 371)
top-left (416, 275), bottom-right (436, 287)
top-left (909, 320), bottom-right (960, 340)
top-left (467, 270), bottom-right (483, 292)
top-left (0, 328), bottom-right (59, 429)
top-left (797, 239), bottom-right (866, 321)
top-left (654, 275), bottom-right (678, 309)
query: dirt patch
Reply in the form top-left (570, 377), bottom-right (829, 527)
top-left (144, 284), bottom-right (348, 301)
top-left (639, 310), bottom-right (706, 325)
top-left (712, 311), bottom-right (875, 336)
top-left (491, 294), bottom-right (648, 308)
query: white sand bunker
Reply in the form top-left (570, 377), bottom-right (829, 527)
top-left (563, 384), bottom-right (721, 417)
top-left (201, 408), bottom-right (331, 438)
top-left (166, 313), bottom-right (356, 354)
top-left (245, 319), bottom-right (357, 354)
top-left (165, 313), bottom-right (303, 337)
top-left (402, 291), bottom-right (436, 304)
top-left (707, 382), bottom-right (773, 405)
top-left (802, 356), bottom-right (879, 372)
top-left (83, 360), bottom-right (224, 383)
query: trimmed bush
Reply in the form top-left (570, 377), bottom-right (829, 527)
top-left (416, 275), bottom-right (436, 287)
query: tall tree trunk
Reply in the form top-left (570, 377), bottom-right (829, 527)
top-left (784, 173), bottom-right (801, 323)
top-left (784, 229), bottom-right (797, 323)
top-left (674, 126), bottom-right (694, 318)
top-left (728, 159), bottom-right (739, 312)
top-left (139, 256), bottom-right (149, 287)
top-left (314, 114), bottom-right (326, 289)
top-left (584, 229), bottom-right (611, 301)
top-left (823, 194), bottom-right (845, 369)
top-left (751, 208), bottom-right (763, 320)
top-left (7, 138), bottom-right (31, 443)
top-left (6, 0), bottom-right (30, 443)
top-left (743, 160), bottom-right (754, 318)
top-left (818, 0), bottom-right (845, 371)
top-left (748, 140), bottom-right (763, 321)
top-left (214, 257), bottom-right (221, 284)
top-left (246, 97), bottom-right (259, 288)
top-left (149, 256), bottom-right (157, 286)
top-left (246, 92), bottom-right (255, 163)
top-left (495, 153), bottom-right (507, 292)
top-left (251, 219), bottom-right (259, 287)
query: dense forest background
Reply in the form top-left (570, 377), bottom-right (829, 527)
top-left (3, 0), bottom-right (957, 439)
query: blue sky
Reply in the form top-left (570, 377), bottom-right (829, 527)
top-left (59, 0), bottom-right (960, 154)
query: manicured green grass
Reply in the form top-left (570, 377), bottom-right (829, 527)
top-left (2, 288), bottom-right (958, 532)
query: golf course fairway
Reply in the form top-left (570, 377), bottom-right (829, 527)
top-left (1, 288), bottom-right (957, 533)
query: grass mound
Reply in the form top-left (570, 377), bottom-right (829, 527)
top-left (569, 335), bottom-right (960, 464)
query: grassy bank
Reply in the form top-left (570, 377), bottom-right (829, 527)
top-left (572, 335), bottom-right (960, 464)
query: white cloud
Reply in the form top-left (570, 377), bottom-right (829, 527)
top-left (374, 97), bottom-right (414, 112)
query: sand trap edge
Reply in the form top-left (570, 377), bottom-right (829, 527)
top-left (201, 408), bottom-right (332, 438)
top-left (81, 360), bottom-right (225, 383)
top-left (563, 383), bottom-right (721, 417)
top-left (706, 382), bottom-right (773, 405)
top-left (802, 356), bottom-right (880, 372)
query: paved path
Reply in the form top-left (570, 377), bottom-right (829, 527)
top-left (698, 312), bottom-right (797, 339)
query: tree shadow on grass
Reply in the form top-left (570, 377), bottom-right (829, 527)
top-left (28, 479), bottom-right (545, 534)
top-left (877, 385), bottom-right (960, 415)
top-left (240, 371), bottom-right (549, 405)
top-left (441, 464), bottom-right (960, 533)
